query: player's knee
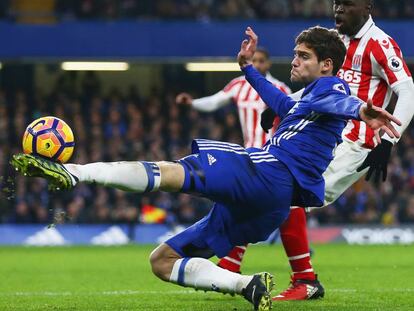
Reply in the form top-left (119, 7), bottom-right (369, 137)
top-left (149, 244), bottom-right (178, 281)
top-left (149, 247), bottom-right (167, 280)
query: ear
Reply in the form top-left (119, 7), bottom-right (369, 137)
top-left (321, 58), bottom-right (334, 75)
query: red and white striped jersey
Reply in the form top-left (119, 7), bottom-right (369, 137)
top-left (223, 73), bottom-right (291, 148)
top-left (338, 16), bottom-right (412, 149)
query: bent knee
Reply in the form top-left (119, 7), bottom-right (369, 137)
top-left (149, 247), bottom-right (168, 280)
top-left (149, 244), bottom-right (180, 281)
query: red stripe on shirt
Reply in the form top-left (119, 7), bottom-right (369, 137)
top-left (357, 39), bottom-right (374, 101)
top-left (252, 108), bottom-right (258, 147)
top-left (243, 106), bottom-right (248, 145)
top-left (223, 79), bottom-right (242, 93)
top-left (389, 37), bottom-right (412, 77)
top-left (344, 39), bottom-right (371, 142)
top-left (343, 39), bottom-right (360, 69)
top-left (371, 40), bottom-right (399, 85)
top-left (243, 84), bottom-right (253, 101)
top-left (345, 120), bottom-right (361, 142)
top-left (234, 80), bottom-right (247, 103)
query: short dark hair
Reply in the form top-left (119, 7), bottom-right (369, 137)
top-left (255, 46), bottom-right (270, 59)
top-left (295, 26), bottom-right (346, 75)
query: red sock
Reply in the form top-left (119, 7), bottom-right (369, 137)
top-left (217, 245), bottom-right (247, 273)
top-left (280, 207), bottom-right (315, 281)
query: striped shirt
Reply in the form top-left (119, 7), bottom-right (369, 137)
top-left (222, 73), bottom-right (291, 148)
top-left (338, 16), bottom-right (412, 149)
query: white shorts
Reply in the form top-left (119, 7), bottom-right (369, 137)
top-left (305, 139), bottom-right (370, 211)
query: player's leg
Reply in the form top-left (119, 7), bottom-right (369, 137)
top-left (273, 140), bottom-right (369, 301)
top-left (322, 140), bottom-right (370, 206)
top-left (11, 153), bottom-right (184, 193)
top-left (281, 208), bottom-right (314, 281)
top-left (150, 243), bottom-right (259, 295)
top-left (272, 207), bottom-right (324, 301)
top-left (149, 214), bottom-right (274, 311)
top-left (66, 160), bottom-right (184, 192)
top-left (217, 245), bottom-right (248, 273)
top-left (203, 143), bottom-right (294, 274)
top-left (158, 143), bottom-right (295, 310)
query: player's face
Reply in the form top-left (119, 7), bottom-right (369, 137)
top-left (291, 43), bottom-right (331, 84)
top-left (252, 51), bottom-right (271, 75)
top-left (333, 0), bottom-right (371, 36)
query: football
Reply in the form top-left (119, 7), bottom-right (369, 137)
top-left (22, 116), bottom-right (75, 163)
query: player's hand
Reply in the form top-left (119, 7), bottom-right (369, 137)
top-left (359, 99), bottom-right (401, 139)
top-left (238, 27), bottom-right (258, 68)
top-left (176, 92), bottom-right (193, 105)
top-left (261, 107), bottom-right (277, 133)
top-left (357, 139), bottom-right (393, 182)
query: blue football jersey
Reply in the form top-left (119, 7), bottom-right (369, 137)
top-left (243, 65), bottom-right (363, 207)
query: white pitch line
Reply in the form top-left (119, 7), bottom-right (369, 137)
top-left (328, 288), bottom-right (414, 293)
top-left (328, 289), bottom-right (357, 293)
top-left (2, 288), bottom-right (414, 297)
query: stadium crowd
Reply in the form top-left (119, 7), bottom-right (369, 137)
top-left (0, 71), bottom-right (413, 226)
top-left (1, 0), bottom-right (414, 22)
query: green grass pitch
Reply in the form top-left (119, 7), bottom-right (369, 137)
top-left (0, 244), bottom-right (413, 310)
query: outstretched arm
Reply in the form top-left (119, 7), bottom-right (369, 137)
top-left (307, 83), bottom-right (401, 140)
top-left (359, 98), bottom-right (402, 141)
top-left (357, 80), bottom-right (414, 182)
top-left (356, 99), bottom-right (402, 182)
top-left (238, 27), bottom-right (296, 118)
top-left (357, 100), bottom-right (402, 182)
top-left (176, 91), bottom-right (233, 112)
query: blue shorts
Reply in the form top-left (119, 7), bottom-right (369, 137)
top-left (166, 139), bottom-right (295, 258)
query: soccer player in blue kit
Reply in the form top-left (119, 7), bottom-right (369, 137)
top-left (11, 26), bottom-right (400, 310)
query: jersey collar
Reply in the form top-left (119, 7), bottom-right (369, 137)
top-left (353, 15), bottom-right (374, 39)
top-left (301, 78), bottom-right (320, 98)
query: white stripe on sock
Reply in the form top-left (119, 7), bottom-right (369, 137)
top-left (288, 253), bottom-right (310, 261)
top-left (293, 268), bottom-right (314, 274)
top-left (222, 256), bottom-right (241, 265)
